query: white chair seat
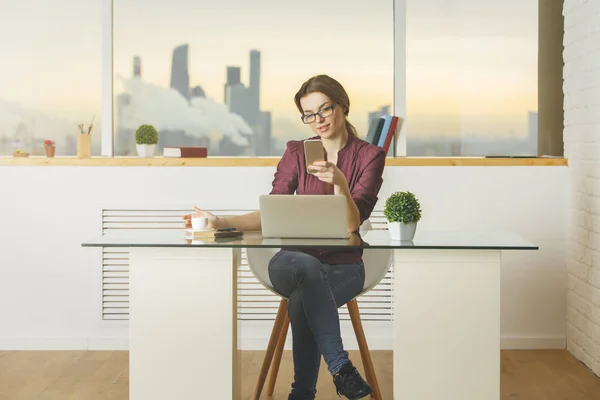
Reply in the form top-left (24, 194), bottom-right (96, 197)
top-left (246, 220), bottom-right (392, 299)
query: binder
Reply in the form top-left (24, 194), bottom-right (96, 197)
top-left (365, 118), bottom-right (384, 145)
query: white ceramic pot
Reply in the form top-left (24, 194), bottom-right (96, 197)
top-left (387, 221), bottom-right (417, 241)
top-left (136, 144), bottom-right (156, 157)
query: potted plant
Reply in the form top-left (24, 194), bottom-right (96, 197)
top-left (135, 124), bottom-right (159, 157)
top-left (383, 191), bottom-right (422, 241)
top-left (44, 140), bottom-right (55, 157)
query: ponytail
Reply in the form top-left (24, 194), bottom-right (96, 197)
top-left (345, 119), bottom-right (358, 137)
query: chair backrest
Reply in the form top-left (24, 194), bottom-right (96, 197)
top-left (361, 247), bottom-right (393, 294)
top-left (245, 247), bottom-right (281, 296)
top-left (246, 219), bottom-right (392, 298)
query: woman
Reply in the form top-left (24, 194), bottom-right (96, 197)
top-left (185, 74), bottom-right (386, 400)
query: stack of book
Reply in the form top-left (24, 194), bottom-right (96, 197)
top-left (185, 228), bottom-right (244, 241)
top-left (365, 115), bottom-right (403, 153)
top-left (163, 147), bottom-right (208, 158)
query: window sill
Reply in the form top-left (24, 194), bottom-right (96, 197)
top-left (0, 156), bottom-right (568, 167)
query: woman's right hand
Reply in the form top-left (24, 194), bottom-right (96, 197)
top-left (183, 206), bottom-right (221, 229)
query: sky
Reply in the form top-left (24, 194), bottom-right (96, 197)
top-left (0, 0), bottom-right (102, 123)
top-left (0, 0), bottom-right (537, 141)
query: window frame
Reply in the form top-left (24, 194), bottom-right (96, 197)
top-left (101, 0), bottom-right (113, 157)
top-left (100, 0), bottom-right (561, 159)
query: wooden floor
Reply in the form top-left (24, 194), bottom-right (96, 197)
top-left (1, 350), bottom-right (599, 399)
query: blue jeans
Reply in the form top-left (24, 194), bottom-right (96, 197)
top-left (268, 250), bottom-right (365, 400)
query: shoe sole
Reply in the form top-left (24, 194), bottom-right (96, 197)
top-left (347, 387), bottom-right (373, 400)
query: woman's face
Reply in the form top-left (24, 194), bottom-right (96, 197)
top-left (299, 92), bottom-right (346, 139)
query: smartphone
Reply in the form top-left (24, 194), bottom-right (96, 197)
top-left (304, 139), bottom-right (325, 174)
top-left (214, 230), bottom-right (243, 238)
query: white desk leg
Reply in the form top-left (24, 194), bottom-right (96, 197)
top-left (393, 249), bottom-right (501, 400)
top-left (129, 247), bottom-right (241, 400)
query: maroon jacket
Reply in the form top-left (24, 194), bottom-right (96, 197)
top-left (269, 133), bottom-right (386, 265)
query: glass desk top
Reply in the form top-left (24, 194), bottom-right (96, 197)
top-left (81, 229), bottom-right (538, 250)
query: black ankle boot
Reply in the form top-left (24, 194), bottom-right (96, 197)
top-left (333, 361), bottom-right (372, 399)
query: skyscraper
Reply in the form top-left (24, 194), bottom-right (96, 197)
top-left (222, 50), bottom-right (272, 156)
top-left (224, 66), bottom-right (241, 104)
top-left (133, 56), bottom-right (141, 77)
top-left (249, 50), bottom-right (261, 123)
top-left (170, 44), bottom-right (190, 101)
top-left (227, 66), bottom-right (241, 86)
top-left (256, 111), bottom-right (272, 156)
top-left (528, 111), bottom-right (538, 155)
top-left (191, 85), bottom-right (206, 98)
top-left (226, 82), bottom-right (251, 123)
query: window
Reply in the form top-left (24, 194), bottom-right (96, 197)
top-left (112, 0), bottom-right (394, 157)
top-left (0, 0), bottom-right (102, 157)
top-left (404, 0), bottom-right (539, 157)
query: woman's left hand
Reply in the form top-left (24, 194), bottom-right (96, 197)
top-left (309, 161), bottom-right (347, 187)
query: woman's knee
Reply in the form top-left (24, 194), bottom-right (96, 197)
top-left (272, 251), bottom-right (323, 284)
top-left (294, 254), bottom-right (323, 284)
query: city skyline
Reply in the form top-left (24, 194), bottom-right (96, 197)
top-left (114, 45), bottom-right (274, 156)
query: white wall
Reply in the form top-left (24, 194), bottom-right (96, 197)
top-left (0, 165), bottom-right (567, 351)
top-left (563, 0), bottom-right (600, 376)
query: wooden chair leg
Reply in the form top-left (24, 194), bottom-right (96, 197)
top-left (347, 300), bottom-right (375, 396)
top-left (347, 299), bottom-right (382, 400)
top-left (252, 298), bottom-right (288, 400)
top-left (266, 311), bottom-right (290, 395)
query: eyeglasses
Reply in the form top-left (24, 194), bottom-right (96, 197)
top-left (301, 103), bottom-right (337, 124)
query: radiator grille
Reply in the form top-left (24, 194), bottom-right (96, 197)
top-left (101, 208), bottom-right (393, 321)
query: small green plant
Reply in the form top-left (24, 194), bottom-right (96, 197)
top-left (384, 191), bottom-right (422, 224)
top-left (135, 124), bottom-right (159, 145)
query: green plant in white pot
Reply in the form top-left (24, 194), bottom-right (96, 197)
top-left (384, 191), bottom-right (422, 241)
top-left (135, 124), bottom-right (159, 157)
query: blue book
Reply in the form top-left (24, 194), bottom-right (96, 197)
top-left (377, 115), bottom-right (393, 147)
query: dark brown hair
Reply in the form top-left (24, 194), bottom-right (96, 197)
top-left (294, 74), bottom-right (358, 137)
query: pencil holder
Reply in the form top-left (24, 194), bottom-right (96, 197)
top-left (45, 145), bottom-right (55, 158)
top-left (77, 134), bottom-right (91, 159)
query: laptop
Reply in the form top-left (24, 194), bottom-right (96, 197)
top-left (259, 194), bottom-right (349, 239)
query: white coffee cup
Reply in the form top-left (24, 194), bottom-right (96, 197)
top-left (191, 216), bottom-right (208, 231)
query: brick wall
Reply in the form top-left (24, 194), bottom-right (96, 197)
top-left (563, 0), bottom-right (600, 376)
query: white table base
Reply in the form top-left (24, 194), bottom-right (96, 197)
top-left (393, 249), bottom-right (501, 400)
top-left (126, 246), bottom-right (501, 400)
top-left (129, 247), bottom-right (241, 400)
